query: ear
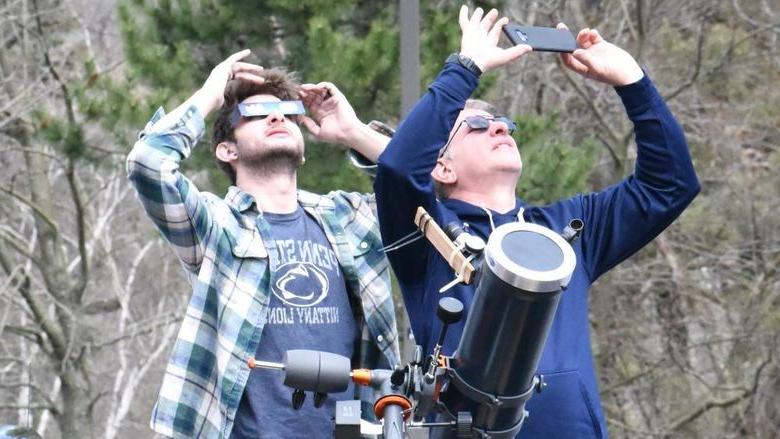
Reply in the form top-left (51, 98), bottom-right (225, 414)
top-left (431, 158), bottom-right (457, 185)
top-left (215, 141), bottom-right (238, 164)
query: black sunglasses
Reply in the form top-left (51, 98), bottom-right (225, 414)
top-left (438, 115), bottom-right (517, 157)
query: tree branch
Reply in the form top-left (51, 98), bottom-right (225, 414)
top-left (65, 162), bottom-right (89, 303)
top-left (0, 185), bottom-right (59, 233)
top-left (667, 356), bottom-right (771, 431)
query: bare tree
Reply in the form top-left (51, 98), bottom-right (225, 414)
top-left (0, 0), bottom-right (187, 436)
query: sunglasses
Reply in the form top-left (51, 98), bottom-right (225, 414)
top-left (438, 115), bottom-right (517, 157)
top-left (229, 100), bottom-right (306, 128)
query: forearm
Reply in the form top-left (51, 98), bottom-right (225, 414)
top-left (340, 121), bottom-right (390, 163)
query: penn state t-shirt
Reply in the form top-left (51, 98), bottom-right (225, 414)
top-left (231, 206), bottom-right (359, 439)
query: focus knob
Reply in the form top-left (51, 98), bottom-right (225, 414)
top-left (437, 297), bottom-right (464, 325)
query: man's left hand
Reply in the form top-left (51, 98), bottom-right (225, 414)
top-left (298, 82), bottom-right (360, 146)
top-left (558, 24), bottom-right (644, 86)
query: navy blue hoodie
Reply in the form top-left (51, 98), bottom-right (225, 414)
top-left (374, 63), bottom-right (699, 438)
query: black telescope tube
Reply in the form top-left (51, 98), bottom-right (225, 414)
top-left (433, 223), bottom-right (574, 438)
top-left (446, 272), bottom-right (562, 432)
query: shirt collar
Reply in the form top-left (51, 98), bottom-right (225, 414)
top-left (225, 186), bottom-right (336, 213)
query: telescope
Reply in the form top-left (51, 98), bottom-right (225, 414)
top-left (249, 207), bottom-right (583, 438)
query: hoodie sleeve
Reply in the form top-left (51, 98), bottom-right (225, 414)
top-left (374, 64), bottom-right (479, 287)
top-left (579, 75), bottom-right (700, 281)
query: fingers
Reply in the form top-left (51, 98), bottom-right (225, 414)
top-left (469, 7), bottom-right (484, 27)
top-left (301, 82), bottom-right (339, 101)
top-left (230, 61), bottom-right (264, 84)
top-left (225, 49), bottom-right (251, 65)
top-left (572, 48), bottom-right (596, 68)
top-left (232, 62), bottom-right (264, 75)
top-left (458, 5), bottom-right (468, 30)
top-left (488, 16), bottom-right (509, 42)
top-left (316, 81), bottom-right (340, 99)
top-left (576, 28), bottom-right (593, 49)
top-left (560, 51), bottom-right (589, 75)
top-left (589, 29), bottom-right (604, 45)
top-left (500, 44), bottom-right (533, 63)
top-left (480, 8), bottom-right (499, 32)
top-left (298, 115), bottom-right (320, 136)
top-left (232, 72), bottom-right (265, 85)
top-left (575, 28), bottom-right (604, 49)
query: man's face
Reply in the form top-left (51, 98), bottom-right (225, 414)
top-left (232, 94), bottom-right (305, 169)
top-left (437, 108), bottom-right (522, 185)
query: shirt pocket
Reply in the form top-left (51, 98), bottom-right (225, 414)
top-left (213, 227), bottom-right (270, 320)
top-left (228, 227), bottom-right (267, 259)
top-left (521, 370), bottom-right (603, 438)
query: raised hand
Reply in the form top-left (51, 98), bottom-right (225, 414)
top-left (558, 24), bottom-right (644, 86)
top-left (298, 82), bottom-right (361, 145)
top-left (458, 5), bottom-right (532, 73)
top-left (196, 49), bottom-right (265, 114)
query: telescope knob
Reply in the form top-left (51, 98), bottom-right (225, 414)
top-left (437, 297), bottom-right (464, 325)
top-left (313, 392), bottom-right (327, 408)
top-left (456, 411), bottom-right (472, 438)
top-left (390, 365), bottom-right (406, 387)
top-left (291, 389), bottom-right (306, 409)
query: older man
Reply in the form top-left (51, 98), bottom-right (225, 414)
top-left (375, 6), bottom-right (699, 438)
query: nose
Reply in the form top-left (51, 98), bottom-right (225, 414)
top-left (489, 119), bottom-right (508, 136)
top-left (266, 111), bottom-right (286, 125)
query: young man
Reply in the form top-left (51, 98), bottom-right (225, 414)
top-left (374, 7), bottom-right (699, 438)
top-left (127, 50), bottom-right (399, 438)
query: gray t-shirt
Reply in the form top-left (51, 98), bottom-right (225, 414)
top-left (231, 206), bottom-right (359, 439)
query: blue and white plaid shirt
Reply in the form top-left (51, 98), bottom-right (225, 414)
top-left (127, 105), bottom-right (400, 438)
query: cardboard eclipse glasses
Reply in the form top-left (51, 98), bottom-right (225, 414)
top-left (229, 100), bottom-right (306, 128)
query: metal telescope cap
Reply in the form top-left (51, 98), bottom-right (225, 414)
top-left (484, 222), bottom-right (576, 292)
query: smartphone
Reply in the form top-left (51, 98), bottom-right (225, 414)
top-left (503, 24), bottom-right (577, 53)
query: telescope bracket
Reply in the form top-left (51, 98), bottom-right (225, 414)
top-left (447, 367), bottom-right (540, 417)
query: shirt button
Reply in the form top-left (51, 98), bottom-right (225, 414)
top-left (360, 241), bottom-right (368, 249)
top-left (377, 335), bottom-right (384, 343)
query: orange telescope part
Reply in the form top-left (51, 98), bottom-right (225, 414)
top-left (351, 369), bottom-right (372, 386)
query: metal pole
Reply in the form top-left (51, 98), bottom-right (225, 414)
top-left (399, 0), bottom-right (420, 118)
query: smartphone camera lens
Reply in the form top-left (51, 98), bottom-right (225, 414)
top-left (515, 30), bottom-right (528, 42)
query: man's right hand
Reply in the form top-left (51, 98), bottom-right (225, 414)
top-left (458, 5), bottom-right (532, 73)
top-left (193, 49), bottom-right (265, 116)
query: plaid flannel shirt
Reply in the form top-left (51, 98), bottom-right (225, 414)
top-left (126, 105), bottom-right (400, 438)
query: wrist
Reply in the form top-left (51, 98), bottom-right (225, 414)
top-left (337, 120), bottom-right (368, 145)
top-left (446, 53), bottom-right (483, 77)
top-left (611, 60), bottom-right (644, 86)
top-left (192, 88), bottom-right (222, 116)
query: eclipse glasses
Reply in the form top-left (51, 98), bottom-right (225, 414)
top-left (229, 100), bottom-right (306, 127)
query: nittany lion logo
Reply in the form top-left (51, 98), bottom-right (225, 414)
top-left (272, 262), bottom-right (329, 307)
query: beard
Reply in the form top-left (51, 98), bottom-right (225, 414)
top-left (239, 142), bottom-right (304, 177)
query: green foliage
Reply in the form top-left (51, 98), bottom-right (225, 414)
top-left (513, 113), bottom-right (597, 205)
top-left (36, 112), bottom-right (87, 160)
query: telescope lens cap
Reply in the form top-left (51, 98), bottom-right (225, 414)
top-left (437, 297), bottom-right (464, 324)
top-left (501, 231), bottom-right (563, 271)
